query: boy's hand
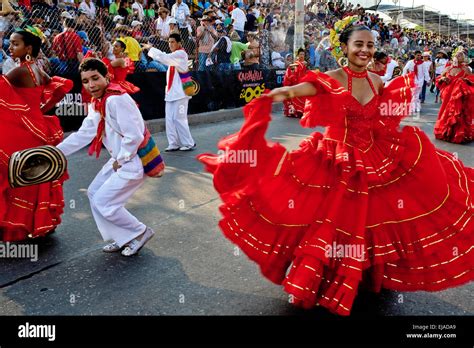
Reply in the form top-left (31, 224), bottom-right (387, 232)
top-left (113, 160), bottom-right (122, 172)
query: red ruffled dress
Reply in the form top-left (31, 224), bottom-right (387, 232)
top-left (82, 56), bottom-right (140, 104)
top-left (434, 66), bottom-right (474, 143)
top-left (0, 73), bottom-right (73, 241)
top-left (198, 69), bottom-right (474, 316)
top-left (283, 61), bottom-right (307, 118)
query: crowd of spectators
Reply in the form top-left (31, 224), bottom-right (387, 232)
top-left (0, 0), bottom-right (472, 75)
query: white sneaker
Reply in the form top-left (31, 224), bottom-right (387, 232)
top-left (165, 146), bottom-right (180, 152)
top-left (102, 242), bottom-right (122, 253)
top-left (121, 227), bottom-right (155, 257)
top-left (179, 143), bottom-right (196, 151)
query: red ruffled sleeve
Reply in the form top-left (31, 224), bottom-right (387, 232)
top-left (375, 73), bottom-right (415, 130)
top-left (41, 76), bottom-right (74, 113)
top-left (299, 71), bottom-right (349, 128)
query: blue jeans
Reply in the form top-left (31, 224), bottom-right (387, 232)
top-left (140, 51), bottom-right (167, 71)
top-left (419, 81), bottom-right (427, 102)
top-left (198, 53), bottom-right (208, 71)
top-left (218, 62), bottom-right (232, 72)
top-left (236, 30), bottom-right (244, 42)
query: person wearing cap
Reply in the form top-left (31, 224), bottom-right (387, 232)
top-left (431, 50), bottom-right (449, 103)
top-left (78, 0), bottom-right (96, 19)
top-left (402, 50), bottom-right (430, 113)
top-left (77, 30), bottom-right (91, 55)
top-left (144, 33), bottom-right (196, 151)
top-left (131, 20), bottom-right (144, 39)
top-left (155, 6), bottom-right (172, 41)
top-left (196, 15), bottom-right (218, 71)
top-left (57, 58), bottom-right (156, 256)
top-left (113, 14), bottom-right (125, 24)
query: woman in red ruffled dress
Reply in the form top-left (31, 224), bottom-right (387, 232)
top-left (198, 24), bottom-right (473, 316)
top-left (434, 47), bottom-right (474, 143)
top-left (82, 40), bottom-right (140, 104)
top-left (0, 28), bottom-right (73, 241)
top-left (283, 48), bottom-right (308, 118)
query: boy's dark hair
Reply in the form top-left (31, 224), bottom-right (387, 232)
top-left (415, 50), bottom-right (422, 55)
top-left (79, 58), bottom-right (108, 77)
top-left (169, 33), bottom-right (182, 43)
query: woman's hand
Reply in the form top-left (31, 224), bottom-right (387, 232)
top-left (267, 87), bottom-right (294, 102)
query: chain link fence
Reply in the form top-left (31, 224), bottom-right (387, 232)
top-left (2, 0), bottom-right (469, 77)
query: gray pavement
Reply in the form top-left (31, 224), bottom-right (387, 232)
top-left (0, 89), bottom-right (472, 317)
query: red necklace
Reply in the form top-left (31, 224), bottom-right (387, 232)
top-left (343, 66), bottom-right (368, 78)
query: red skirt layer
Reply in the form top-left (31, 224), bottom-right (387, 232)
top-left (0, 76), bottom-right (72, 241)
top-left (198, 96), bottom-right (474, 316)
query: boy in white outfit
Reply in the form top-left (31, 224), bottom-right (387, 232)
top-left (57, 58), bottom-right (154, 257)
top-left (144, 33), bottom-right (196, 151)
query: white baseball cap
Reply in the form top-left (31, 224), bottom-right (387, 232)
top-left (131, 20), bottom-right (143, 27)
top-left (60, 11), bottom-right (74, 19)
top-left (168, 18), bottom-right (177, 24)
top-left (113, 15), bottom-right (124, 22)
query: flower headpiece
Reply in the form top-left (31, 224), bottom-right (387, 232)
top-left (19, 25), bottom-right (46, 43)
top-left (329, 15), bottom-right (359, 65)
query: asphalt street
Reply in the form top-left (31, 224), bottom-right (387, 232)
top-left (0, 89), bottom-right (472, 317)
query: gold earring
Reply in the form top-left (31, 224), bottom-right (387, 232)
top-left (25, 54), bottom-right (32, 62)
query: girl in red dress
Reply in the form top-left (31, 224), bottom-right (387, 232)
top-left (434, 47), bottom-right (474, 144)
top-left (283, 48), bottom-right (308, 118)
top-left (102, 40), bottom-right (140, 95)
top-left (0, 28), bottom-right (73, 241)
top-left (198, 24), bottom-right (473, 316)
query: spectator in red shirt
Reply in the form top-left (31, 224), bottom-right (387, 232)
top-left (52, 18), bottom-right (84, 74)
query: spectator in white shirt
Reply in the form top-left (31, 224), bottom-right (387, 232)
top-left (431, 50), bottom-right (449, 103)
top-left (230, 2), bottom-right (246, 41)
top-left (131, 0), bottom-right (145, 21)
top-left (155, 6), bottom-right (172, 40)
top-left (171, 0), bottom-right (190, 30)
top-left (78, 0), bottom-right (96, 19)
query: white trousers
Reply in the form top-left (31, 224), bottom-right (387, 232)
top-left (165, 98), bottom-right (195, 148)
top-left (87, 164), bottom-right (146, 247)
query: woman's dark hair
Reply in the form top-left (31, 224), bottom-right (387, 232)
top-left (339, 24), bottom-right (371, 45)
top-left (79, 58), bottom-right (109, 77)
top-left (114, 39), bottom-right (127, 50)
top-left (374, 51), bottom-right (388, 61)
top-left (15, 30), bottom-right (42, 57)
top-left (297, 48), bottom-right (305, 55)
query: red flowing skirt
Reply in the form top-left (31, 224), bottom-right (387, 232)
top-left (198, 96), bottom-right (474, 316)
top-left (0, 76), bottom-right (72, 241)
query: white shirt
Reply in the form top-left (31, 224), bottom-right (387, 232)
top-left (57, 94), bottom-right (145, 180)
top-left (403, 59), bottom-right (431, 85)
top-left (231, 7), bottom-right (247, 32)
top-left (171, 2), bottom-right (190, 28)
top-left (148, 47), bottom-right (190, 102)
top-left (271, 52), bottom-right (285, 69)
top-left (381, 58), bottom-right (399, 84)
top-left (155, 16), bottom-right (171, 39)
top-left (131, 1), bottom-right (145, 20)
top-left (435, 58), bottom-right (448, 75)
top-left (79, 0), bottom-right (96, 19)
top-left (390, 37), bottom-right (398, 48)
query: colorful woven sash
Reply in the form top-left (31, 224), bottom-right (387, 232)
top-left (138, 128), bottom-right (165, 177)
